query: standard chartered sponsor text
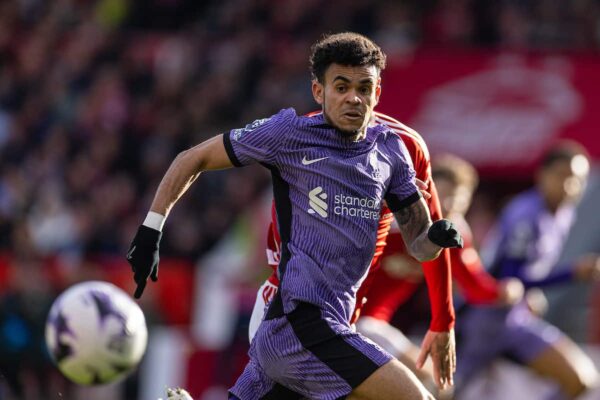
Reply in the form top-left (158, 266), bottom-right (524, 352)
top-left (333, 193), bottom-right (379, 220)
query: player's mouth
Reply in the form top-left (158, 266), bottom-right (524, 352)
top-left (343, 111), bottom-right (363, 121)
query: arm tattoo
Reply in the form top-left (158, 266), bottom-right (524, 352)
top-left (396, 206), bottom-right (412, 225)
top-left (393, 198), bottom-right (439, 261)
top-left (394, 199), bottom-right (430, 244)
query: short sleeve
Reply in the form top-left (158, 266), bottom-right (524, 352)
top-left (384, 134), bottom-right (421, 212)
top-left (223, 108), bottom-right (295, 167)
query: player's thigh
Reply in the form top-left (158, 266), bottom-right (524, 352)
top-left (356, 317), bottom-right (435, 386)
top-left (347, 359), bottom-right (435, 400)
top-left (526, 336), bottom-right (599, 397)
top-left (505, 308), bottom-right (598, 396)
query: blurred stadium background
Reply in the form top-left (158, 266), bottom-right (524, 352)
top-left (0, 0), bottom-right (598, 399)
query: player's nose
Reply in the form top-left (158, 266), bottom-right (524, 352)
top-left (346, 89), bottom-right (362, 104)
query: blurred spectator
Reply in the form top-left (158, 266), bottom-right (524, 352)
top-left (1, 0), bottom-right (599, 267)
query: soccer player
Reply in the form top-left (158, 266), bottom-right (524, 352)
top-left (457, 141), bottom-right (599, 399)
top-left (249, 112), bottom-right (460, 393)
top-left (126, 32), bottom-right (463, 400)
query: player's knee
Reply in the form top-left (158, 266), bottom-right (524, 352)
top-left (349, 360), bottom-right (435, 400)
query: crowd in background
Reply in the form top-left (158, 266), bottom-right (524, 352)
top-left (1, 0), bottom-right (600, 264)
top-left (0, 0), bottom-right (599, 399)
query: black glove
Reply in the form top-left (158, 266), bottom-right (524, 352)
top-left (427, 219), bottom-right (463, 248)
top-left (126, 225), bottom-right (162, 299)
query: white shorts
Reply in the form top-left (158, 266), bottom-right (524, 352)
top-left (355, 316), bottom-right (413, 357)
top-left (248, 280), bottom-right (278, 342)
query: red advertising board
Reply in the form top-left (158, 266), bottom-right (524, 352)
top-left (378, 49), bottom-right (600, 178)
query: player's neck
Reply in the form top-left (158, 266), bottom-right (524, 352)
top-left (344, 129), bottom-right (367, 142)
top-left (323, 112), bottom-right (367, 142)
top-left (541, 196), bottom-right (565, 215)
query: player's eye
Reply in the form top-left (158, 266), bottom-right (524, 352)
top-left (360, 86), bottom-right (372, 95)
top-left (335, 85), bottom-right (347, 93)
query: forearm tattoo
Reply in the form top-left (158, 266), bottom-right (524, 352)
top-left (393, 198), bottom-right (438, 261)
top-left (394, 199), bottom-right (430, 244)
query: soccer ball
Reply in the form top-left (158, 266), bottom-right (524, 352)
top-left (45, 281), bottom-right (148, 385)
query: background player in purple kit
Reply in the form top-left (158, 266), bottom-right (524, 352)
top-left (126, 32), bottom-right (463, 400)
top-left (455, 141), bottom-right (600, 399)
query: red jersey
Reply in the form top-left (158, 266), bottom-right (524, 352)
top-left (447, 216), bottom-right (499, 305)
top-left (266, 111), bottom-right (455, 331)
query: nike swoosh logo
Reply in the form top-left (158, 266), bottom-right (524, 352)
top-left (302, 156), bottom-right (329, 165)
top-left (127, 246), bottom-right (136, 260)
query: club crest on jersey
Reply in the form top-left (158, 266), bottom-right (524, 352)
top-left (369, 151), bottom-right (381, 179)
top-left (231, 117), bottom-right (271, 141)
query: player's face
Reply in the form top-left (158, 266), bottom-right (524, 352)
top-left (435, 178), bottom-right (473, 217)
top-left (312, 64), bottom-right (381, 137)
top-left (538, 155), bottom-right (589, 210)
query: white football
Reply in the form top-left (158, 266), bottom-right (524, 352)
top-left (45, 281), bottom-right (148, 385)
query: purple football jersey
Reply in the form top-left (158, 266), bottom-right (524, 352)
top-left (483, 189), bottom-right (576, 288)
top-left (224, 108), bottom-right (419, 324)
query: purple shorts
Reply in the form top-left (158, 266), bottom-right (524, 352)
top-left (456, 301), bottom-right (563, 389)
top-left (229, 301), bottom-right (392, 400)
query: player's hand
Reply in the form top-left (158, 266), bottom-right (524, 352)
top-left (573, 254), bottom-right (600, 281)
top-left (496, 277), bottom-right (524, 306)
top-left (126, 225), bottom-right (162, 299)
top-left (427, 219), bottom-right (463, 248)
top-left (416, 329), bottom-right (456, 390)
top-left (416, 178), bottom-right (431, 200)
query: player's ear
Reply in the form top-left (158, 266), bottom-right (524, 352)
top-left (312, 79), bottom-right (324, 105)
top-left (374, 77), bottom-right (382, 105)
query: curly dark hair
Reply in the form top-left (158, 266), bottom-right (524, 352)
top-left (309, 32), bottom-right (387, 83)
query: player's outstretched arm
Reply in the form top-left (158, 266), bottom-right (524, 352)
top-left (127, 134), bottom-right (233, 298)
top-left (149, 134), bottom-right (234, 216)
top-left (394, 198), bottom-right (463, 262)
